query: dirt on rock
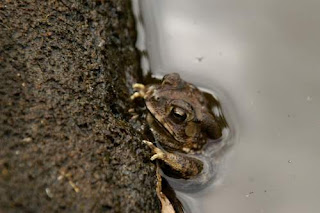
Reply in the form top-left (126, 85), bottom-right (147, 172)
top-left (0, 0), bottom-right (160, 212)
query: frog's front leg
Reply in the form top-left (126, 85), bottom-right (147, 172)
top-left (143, 140), bottom-right (203, 179)
top-left (130, 83), bottom-right (146, 100)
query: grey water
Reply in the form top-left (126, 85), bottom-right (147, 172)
top-left (133, 0), bottom-right (320, 212)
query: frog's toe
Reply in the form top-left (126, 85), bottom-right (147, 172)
top-left (132, 83), bottom-right (145, 90)
top-left (142, 140), bottom-right (154, 147)
top-left (130, 92), bottom-right (143, 100)
top-left (150, 152), bottom-right (165, 161)
top-left (143, 140), bottom-right (165, 160)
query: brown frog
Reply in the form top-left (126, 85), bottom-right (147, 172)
top-left (131, 73), bottom-right (223, 179)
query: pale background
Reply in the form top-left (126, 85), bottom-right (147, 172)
top-left (134, 0), bottom-right (320, 212)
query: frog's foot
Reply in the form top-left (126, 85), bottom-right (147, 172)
top-left (130, 83), bottom-right (146, 100)
top-left (143, 140), bottom-right (165, 161)
top-left (143, 140), bottom-right (203, 178)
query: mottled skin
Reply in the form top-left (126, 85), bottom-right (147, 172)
top-left (131, 73), bottom-right (222, 178)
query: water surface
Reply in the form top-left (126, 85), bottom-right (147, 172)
top-left (135, 0), bottom-right (320, 212)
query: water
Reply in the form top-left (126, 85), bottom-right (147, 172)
top-left (133, 0), bottom-right (320, 212)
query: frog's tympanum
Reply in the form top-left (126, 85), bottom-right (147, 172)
top-left (131, 73), bottom-right (223, 179)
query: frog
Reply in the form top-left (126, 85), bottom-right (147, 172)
top-left (131, 73), bottom-right (223, 179)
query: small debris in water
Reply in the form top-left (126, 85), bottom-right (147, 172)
top-left (245, 191), bottom-right (254, 198)
top-left (288, 160), bottom-right (292, 163)
top-left (195, 56), bottom-right (204, 62)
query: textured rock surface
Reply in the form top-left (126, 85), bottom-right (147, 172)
top-left (0, 0), bottom-right (159, 212)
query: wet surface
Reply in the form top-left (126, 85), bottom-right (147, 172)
top-left (138, 0), bottom-right (320, 212)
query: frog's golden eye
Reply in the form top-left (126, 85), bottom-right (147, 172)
top-left (170, 106), bottom-right (187, 123)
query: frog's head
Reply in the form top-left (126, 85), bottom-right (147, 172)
top-left (145, 73), bottom-right (222, 151)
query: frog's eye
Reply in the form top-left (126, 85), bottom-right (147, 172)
top-left (170, 106), bottom-right (187, 123)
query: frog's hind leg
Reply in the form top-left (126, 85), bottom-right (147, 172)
top-left (143, 140), bottom-right (203, 179)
